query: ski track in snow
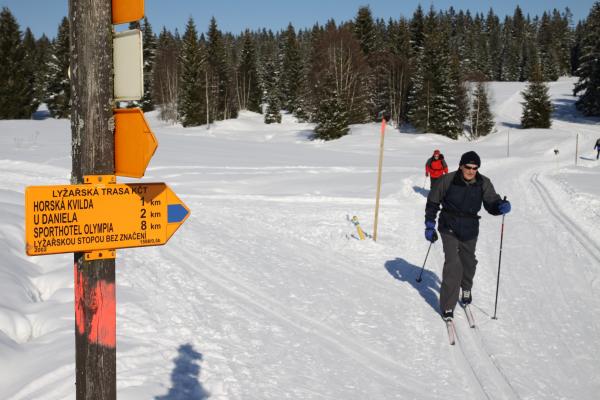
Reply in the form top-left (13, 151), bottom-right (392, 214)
top-left (453, 319), bottom-right (521, 400)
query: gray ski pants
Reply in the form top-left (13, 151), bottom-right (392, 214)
top-left (439, 232), bottom-right (478, 313)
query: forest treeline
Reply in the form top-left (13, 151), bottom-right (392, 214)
top-left (1, 3), bottom-right (600, 140)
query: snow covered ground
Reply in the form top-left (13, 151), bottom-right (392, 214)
top-left (0, 77), bottom-right (599, 399)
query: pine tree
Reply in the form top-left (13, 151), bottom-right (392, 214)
top-left (34, 34), bottom-right (52, 113)
top-left (314, 72), bottom-right (349, 140)
top-left (551, 8), bottom-right (573, 77)
top-left (140, 17), bottom-right (156, 111)
top-left (470, 82), bottom-right (495, 137)
top-left (537, 12), bottom-right (559, 81)
top-left (486, 9), bottom-right (503, 81)
top-left (207, 17), bottom-right (237, 120)
top-left (0, 7), bottom-right (34, 119)
top-left (263, 56), bottom-right (281, 123)
top-left (280, 23), bottom-right (302, 113)
top-left (450, 53), bottom-right (469, 135)
top-left (472, 13), bottom-right (490, 77)
top-left (410, 5), bottom-right (425, 52)
top-left (177, 18), bottom-right (205, 126)
top-left (237, 30), bottom-right (261, 113)
top-left (387, 17), bottom-right (412, 124)
top-left (521, 65), bottom-right (552, 128)
top-left (499, 16), bottom-right (519, 80)
top-left (574, 2), bottom-right (600, 116)
top-left (407, 7), bottom-right (464, 139)
top-left (22, 28), bottom-right (38, 115)
top-left (353, 6), bottom-right (377, 56)
top-left (46, 17), bottom-right (70, 118)
top-left (513, 6), bottom-right (529, 81)
top-left (571, 20), bottom-right (585, 76)
top-left (154, 27), bottom-right (180, 122)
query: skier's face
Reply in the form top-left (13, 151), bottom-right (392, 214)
top-left (460, 164), bottom-right (478, 181)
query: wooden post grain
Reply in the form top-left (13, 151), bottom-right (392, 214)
top-left (69, 0), bottom-right (116, 398)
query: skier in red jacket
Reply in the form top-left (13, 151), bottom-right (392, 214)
top-left (425, 149), bottom-right (448, 190)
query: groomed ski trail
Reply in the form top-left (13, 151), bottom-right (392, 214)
top-left (451, 316), bottom-right (521, 400)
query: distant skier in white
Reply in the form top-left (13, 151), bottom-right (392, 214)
top-left (424, 151), bottom-right (511, 321)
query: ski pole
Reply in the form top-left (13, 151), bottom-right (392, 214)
top-left (416, 241), bottom-right (433, 283)
top-left (492, 196), bottom-right (507, 320)
top-left (423, 176), bottom-right (427, 190)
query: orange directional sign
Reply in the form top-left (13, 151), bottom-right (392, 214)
top-left (112, 0), bottom-right (144, 25)
top-left (25, 181), bottom-right (189, 256)
top-left (114, 108), bottom-right (158, 178)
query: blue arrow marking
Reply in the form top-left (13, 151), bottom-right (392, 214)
top-left (168, 204), bottom-right (189, 223)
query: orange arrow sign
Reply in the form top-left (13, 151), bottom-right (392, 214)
top-left (25, 182), bottom-right (189, 256)
top-left (112, 0), bottom-right (144, 25)
top-left (114, 108), bottom-right (158, 178)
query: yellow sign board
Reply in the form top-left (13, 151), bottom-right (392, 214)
top-left (25, 181), bottom-right (189, 256)
top-left (114, 108), bottom-right (158, 178)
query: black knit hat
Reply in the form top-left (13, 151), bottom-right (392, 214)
top-left (459, 151), bottom-right (481, 167)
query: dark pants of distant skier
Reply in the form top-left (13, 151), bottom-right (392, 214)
top-left (439, 233), bottom-right (477, 313)
top-left (430, 177), bottom-right (442, 192)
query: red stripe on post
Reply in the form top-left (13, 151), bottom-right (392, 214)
top-left (89, 279), bottom-right (116, 347)
top-left (75, 267), bottom-right (116, 348)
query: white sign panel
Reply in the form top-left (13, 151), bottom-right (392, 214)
top-left (113, 29), bottom-right (143, 101)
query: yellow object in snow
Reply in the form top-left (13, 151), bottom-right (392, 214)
top-left (351, 216), bottom-right (367, 240)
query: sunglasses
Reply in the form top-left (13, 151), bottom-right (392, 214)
top-left (463, 165), bottom-right (479, 171)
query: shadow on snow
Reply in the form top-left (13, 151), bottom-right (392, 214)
top-left (551, 97), bottom-right (600, 126)
top-left (384, 257), bottom-right (441, 314)
top-left (155, 343), bottom-right (210, 400)
top-left (412, 185), bottom-right (429, 198)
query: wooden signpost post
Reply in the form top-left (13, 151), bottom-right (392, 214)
top-left (24, 1), bottom-right (189, 398)
top-left (373, 113), bottom-right (389, 242)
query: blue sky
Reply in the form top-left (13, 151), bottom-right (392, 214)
top-left (1, 0), bottom-right (596, 39)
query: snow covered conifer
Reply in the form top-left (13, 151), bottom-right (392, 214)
top-left (0, 7), bottom-right (33, 119)
top-left (207, 17), bottom-right (237, 120)
top-left (46, 17), bottom-right (70, 119)
top-left (280, 23), bottom-right (302, 113)
top-left (237, 30), bottom-right (261, 113)
top-left (470, 82), bottom-right (495, 137)
top-left (353, 6), bottom-right (377, 56)
top-left (410, 5), bottom-right (425, 52)
top-left (263, 57), bottom-right (282, 124)
top-left (33, 34), bottom-right (51, 113)
top-left (407, 7), bottom-right (465, 139)
top-left (140, 17), bottom-right (157, 111)
top-left (574, 2), bottom-right (600, 116)
top-left (521, 65), bottom-right (552, 128)
top-left (486, 10), bottom-right (503, 81)
top-left (22, 28), bottom-right (38, 116)
top-left (537, 12), bottom-right (560, 81)
top-left (177, 17), bottom-right (205, 127)
top-left (314, 73), bottom-right (349, 140)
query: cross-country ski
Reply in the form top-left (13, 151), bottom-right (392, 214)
top-left (463, 304), bottom-right (476, 329)
top-left (445, 319), bottom-right (457, 346)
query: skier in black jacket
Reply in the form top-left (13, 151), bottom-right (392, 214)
top-left (595, 138), bottom-right (600, 160)
top-left (424, 151), bottom-right (511, 321)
